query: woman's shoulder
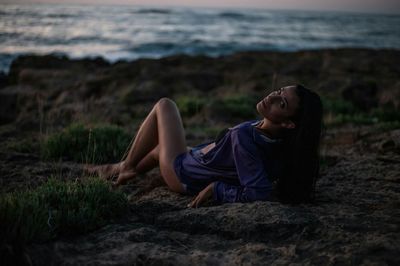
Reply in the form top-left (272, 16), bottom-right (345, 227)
top-left (230, 120), bottom-right (262, 143)
top-left (231, 120), bottom-right (282, 148)
top-left (231, 120), bottom-right (261, 131)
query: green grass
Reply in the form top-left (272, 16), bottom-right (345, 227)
top-left (175, 96), bottom-right (206, 117)
top-left (325, 113), bottom-right (377, 126)
top-left (176, 94), bottom-right (257, 120)
top-left (0, 177), bottom-right (128, 247)
top-left (210, 94), bottom-right (257, 120)
top-left (325, 112), bottom-right (400, 127)
top-left (41, 123), bottom-right (132, 164)
top-left (6, 137), bottom-right (39, 154)
top-left (322, 97), bottom-right (400, 127)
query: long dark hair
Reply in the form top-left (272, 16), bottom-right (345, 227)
top-left (277, 84), bottom-right (323, 203)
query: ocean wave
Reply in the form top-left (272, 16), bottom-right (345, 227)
top-left (2, 34), bottom-right (124, 47)
top-left (218, 12), bottom-right (248, 19)
top-left (127, 42), bottom-right (178, 53)
top-left (0, 9), bottom-right (80, 20)
top-left (43, 13), bottom-right (81, 19)
top-left (0, 32), bottom-right (22, 40)
top-left (218, 11), bottom-right (262, 21)
top-left (66, 36), bottom-right (125, 44)
top-left (0, 9), bottom-right (9, 16)
top-left (1, 4), bottom-right (399, 73)
top-left (125, 40), bottom-right (289, 58)
top-left (133, 8), bottom-right (172, 14)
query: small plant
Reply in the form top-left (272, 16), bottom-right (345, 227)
top-left (210, 94), bottom-right (257, 120)
top-left (0, 177), bottom-right (128, 247)
top-left (175, 96), bottom-right (206, 117)
top-left (41, 123), bottom-right (132, 164)
top-left (322, 97), bottom-right (400, 127)
top-left (327, 113), bottom-right (377, 126)
top-left (6, 137), bottom-right (39, 154)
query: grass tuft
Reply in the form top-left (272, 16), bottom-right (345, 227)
top-left (0, 177), bottom-right (128, 247)
top-left (210, 94), bottom-right (257, 120)
top-left (175, 96), bottom-right (206, 117)
top-left (41, 123), bottom-right (131, 164)
top-left (322, 97), bottom-right (400, 127)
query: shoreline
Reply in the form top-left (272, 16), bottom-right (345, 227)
top-left (2, 47), bottom-right (400, 74)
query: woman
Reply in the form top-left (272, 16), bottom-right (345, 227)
top-left (86, 84), bottom-right (323, 207)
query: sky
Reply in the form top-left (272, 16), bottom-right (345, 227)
top-left (1, 0), bottom-right (400, 14)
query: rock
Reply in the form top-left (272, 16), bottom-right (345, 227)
top-left (8, 54), bottom-right (109, 85)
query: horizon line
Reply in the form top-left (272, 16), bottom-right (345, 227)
top-left (0, 1), bottom-right (399, 15)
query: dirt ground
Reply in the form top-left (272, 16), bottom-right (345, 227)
top-left (1, 49), bottom-right (399, 265)
top-left (0, 125), bottom-right (397, 265)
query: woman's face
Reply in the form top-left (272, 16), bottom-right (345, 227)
top-left (256, 86), bottom-right (300, 127)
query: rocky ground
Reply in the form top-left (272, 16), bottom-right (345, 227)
top-left (1, 49), bottom-right (399, 265)
top-left (4, 125), bottom-right (394, 266)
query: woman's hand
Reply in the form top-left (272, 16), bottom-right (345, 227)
top-left (188, 182), bottom-right (215, 208)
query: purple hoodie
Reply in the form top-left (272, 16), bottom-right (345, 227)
top-left (174, 120), bottom-right (284, 203)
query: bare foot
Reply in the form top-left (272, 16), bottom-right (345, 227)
top-left (113, 170), bottom-right (137, 186)
top-left (84, 163), bottom-right (122, 180)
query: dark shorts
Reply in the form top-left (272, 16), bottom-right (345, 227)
top-left (173, 145), bottom-right (214, 195)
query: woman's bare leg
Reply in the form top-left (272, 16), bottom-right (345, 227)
top-left (85, 98), bottom-right (186, 192)
top-left (115, 98), bottom-right (187, 192)
top-left (115, 146), bottom-right (159, 185)
top-left (153, 98), bottom-right (187, 192)
top-left (85, 100), bottom-right (164, 179)
top-left (116, 144), bottom-right (194, 185)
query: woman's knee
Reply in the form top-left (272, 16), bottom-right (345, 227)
top-left (156, 97), bottom-right (177, 112)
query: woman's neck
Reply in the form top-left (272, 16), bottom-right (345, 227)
top-left (256, 119), bottom-right (282, 140)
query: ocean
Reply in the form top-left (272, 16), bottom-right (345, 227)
top-left (1, 4), bottom-right (399, 73)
